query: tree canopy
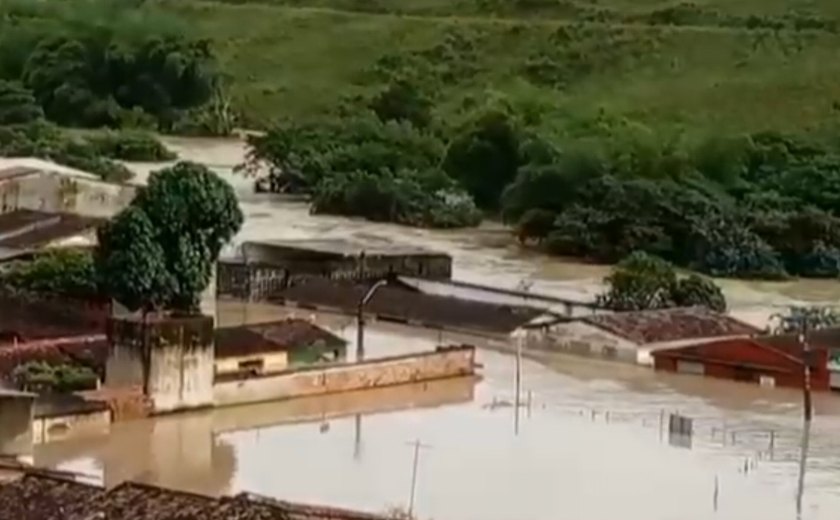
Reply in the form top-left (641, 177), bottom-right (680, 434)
top-left (96, 162), bottom-right (243, 314)
top-left (598, 251), bottom-right (726, 312)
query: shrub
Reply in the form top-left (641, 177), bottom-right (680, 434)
top-left (0, 249), bottom-right (100, 299)
top-left (86, 130), bottom-right (176, 162)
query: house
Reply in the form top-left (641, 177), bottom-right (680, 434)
top-left (0, 334), bottom-right (108, 388)
top-left (214, 319), bottom-right (348, 377)
top-left (522, 307), bottom-right (760, 365)
top-left (0, 471), bottom-right (391, 520)
top-left (217, 238), bottom-right (453, 300)
top-left (0, 157), bottom-right (135, 219)
top-left (275, 278), bottom-right (545, 339)
top-left (0, 209), bottom-right (104, 262)
top-left (652, 336), bottom-right (832, 391)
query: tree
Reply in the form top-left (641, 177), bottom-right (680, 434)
top-left (0, 79), bottom-right (43, 124)
top-left (96, 206), bottom-right (172, 313)
top-left (672, 274), bottom-right (727, 312)
top-left (597, 252), bottom-right (677, 311)
top-left (443, 109), bottom-right (521, 210)
top-left (772, 306), bottom-right (840, 334)
top-left (97, 162), bottom-right (242, 314)
top-left (598, 251), bottom-right (728, 312)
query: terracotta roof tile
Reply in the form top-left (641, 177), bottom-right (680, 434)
top-left (236, 493), bottom-right (389, 520)
top-left (583, 307), bottom-right (759, 344)
top-left (0, 335), bottom-right (107, 380)
top-left (0, 473), bottom-right (102, 520)
top-left (97, 481), bottom-right (218, 519)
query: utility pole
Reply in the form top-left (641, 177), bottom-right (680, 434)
top-left (799, 319), bottom-right (813, 423)
top-left (514, 332), bottom-right (523, 435)
top-left (406, 439), bottom-right (432, 518)
top-left (356, 278), bottom-right (388, 362)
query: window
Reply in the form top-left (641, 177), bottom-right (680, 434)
top-left (238, 358), bottom-right (265, 375)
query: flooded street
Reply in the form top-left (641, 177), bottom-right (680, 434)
top-left (36, 137), bottom-right (840, 519)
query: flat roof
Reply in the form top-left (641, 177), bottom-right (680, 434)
top-left (243, 238), bottom-right (444, 258)
top-left (0, 157), bottom-right (100, 180)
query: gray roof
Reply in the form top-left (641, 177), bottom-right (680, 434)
top-left (243, 238), bottom-right (444, 259)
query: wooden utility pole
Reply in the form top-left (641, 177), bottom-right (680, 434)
top-left (799, 320), bottom-right (813, 423)
top-left (406, 439), bottom-right (432, 518)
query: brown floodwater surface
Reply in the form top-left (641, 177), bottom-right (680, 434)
top-left (40, 137), bottom-right (840, 520)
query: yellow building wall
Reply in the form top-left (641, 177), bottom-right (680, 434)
top-left (214, 352), bottom-right (288, 375)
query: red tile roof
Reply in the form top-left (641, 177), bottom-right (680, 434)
top-left (583, 307), bottom-right (759, 345)
top-left (0, 473), bottom-right (103, 520)
top-left (215, 319), bottom-right (346, 359)
top-left (0, 473), bottom-right (389, 520)
top-left (0, 334), bottom-right (107, 379)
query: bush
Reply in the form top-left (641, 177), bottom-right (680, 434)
top-left (12, 361), bottom-right (98, 393)
top-left (598, 252), bottom-right (727, 312)
top-left (0, 249), bottom-right (100, 299)
top-left (0, 79), bottom-right (43, 124)
top-left (86, 130), bottom-right (176, 162)
top-left (0, 122), bottom-right (134, 182)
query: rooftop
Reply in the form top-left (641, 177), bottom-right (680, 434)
top-left (0, 473), bottom-right (103, 520)
top-left (242, 238), bottom-right (444, 260)
top-left (0, 209), bottom-right (103, 257)
top-left (215, 319), bottom-right (346, 359)
top-left (0, 472), bottom-right (390, 520)
top-left (583, 307), bottom-right (759, 345)
top-left (0, 293), bottom-right (108, 341)
top-left (277, 279), bottom-right (542, 335)
top-left (0, 157), bottom-right (99, 181)
top-left (0, 334), bottom-right (108, 380)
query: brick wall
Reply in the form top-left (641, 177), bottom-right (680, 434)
top-left (213, 346), bottom-right (475, 407)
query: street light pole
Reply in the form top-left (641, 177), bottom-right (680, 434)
top-left (356, 279), bottom-right (388, 361)
top-left (799, 319), bottom-right (813, 423)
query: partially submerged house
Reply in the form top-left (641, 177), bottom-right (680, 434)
top-left (653, 327), bottom-right (840, 391)
top-left (522, 307), bottom-right (760, 365)
top-left (218, 238), bottom-right (453, 300)
top-left (275, 278), bottom-right (545, 339)
top-left (0, 158), bottom-right (135, 219)
top-left (214, 318), bottom-right (347, 377)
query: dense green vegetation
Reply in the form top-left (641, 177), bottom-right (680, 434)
top-left (85, 130), bottom-right (177, 162)
top-left (12, 361), bottom-right (99, 393)
top-left (598, 252), bottom-right (727, 312)
top-left (0, 249), bottom-right (100, 300)
top-left (96, 161), bottom-right (243, 313)
top-left (0, 0), bottom-right (226, 133)
top-left (6, 0), bottom-right (840, 280)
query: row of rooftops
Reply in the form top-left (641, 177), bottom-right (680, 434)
top-left (0, 470), bottom-right (390, 520)
top-left (0, 318), bottom-right (346, 383)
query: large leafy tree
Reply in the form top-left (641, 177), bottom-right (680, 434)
top-left (96, 206), bottom-right (172, 313)
top-left (96, 162), bottom-right (243, 314)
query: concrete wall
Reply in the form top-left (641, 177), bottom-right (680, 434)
top-left (214, 352), bottom-right (288, 375)
top-left (32, 409), bottom-right (110, 444)
top-left (213, 346), bottom-right (475, 407)
top-left (106, 316), bottom-right (215, 413)
top-left (0, 172), bottom-right (135, 218)
top-left (0, 394), bottom-right (34, 457)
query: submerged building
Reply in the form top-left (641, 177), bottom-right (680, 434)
top-left (218, 239), bottom-right (453, 300)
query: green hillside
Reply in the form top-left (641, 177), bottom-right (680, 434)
top-left (164, 0), bottom-right (840, 134)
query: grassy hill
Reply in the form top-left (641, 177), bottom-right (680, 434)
top-left (158, 0), bottom-right (840, 136)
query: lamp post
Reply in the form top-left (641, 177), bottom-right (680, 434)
top-left (356, 279), bottom-right (388, 361)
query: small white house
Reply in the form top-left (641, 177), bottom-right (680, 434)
top-left (521, 307), bottom-right (760, 365)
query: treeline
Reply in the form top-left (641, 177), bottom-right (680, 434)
top-left (246, 76), bottom-right (840, 280)
top-left (0, 0), bottom-right (228, 134)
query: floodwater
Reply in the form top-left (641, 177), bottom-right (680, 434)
top-left (36, 137), bottom-right (840, 520)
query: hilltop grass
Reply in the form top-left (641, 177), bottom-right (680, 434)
top-left (160, 0), bottom-right (840, 137)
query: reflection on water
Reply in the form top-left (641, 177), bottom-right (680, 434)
top-left (69, 137), bottom-right (840, 519)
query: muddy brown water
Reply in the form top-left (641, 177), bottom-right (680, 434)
top-left (36, 137), bottom-right (840, 520)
